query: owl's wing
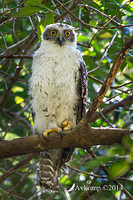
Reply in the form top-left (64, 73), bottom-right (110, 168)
top-left (76, 61), bottom-right (88, 124)
top-left (29, 96), bottom-right (37, 134)
top-left (61, 61), bottom-right (88, 166)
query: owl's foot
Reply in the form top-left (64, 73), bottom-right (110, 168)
top-left (62, 120), bottom-right (72, 130)
top-left (43, 127), bottom-right (62, 139)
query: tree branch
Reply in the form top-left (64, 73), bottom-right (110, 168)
top-left (0, 125), bottom-right (131, 159)
top-left (0, 153), bottom-right (38, 184)
top-left (83, 36), bottom-right (133, 124)
top-left (0, 54), bottom-right (33, 59)
top-left (91, 95), bottom-right (133, 122)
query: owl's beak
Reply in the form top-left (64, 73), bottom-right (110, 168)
top-left (56, 38), bottom-right (65, 47)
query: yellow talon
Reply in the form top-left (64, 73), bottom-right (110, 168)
top-left (43, 127), bottom-right (62, 138)
top-left (62, 120), bottom-right (72, 130)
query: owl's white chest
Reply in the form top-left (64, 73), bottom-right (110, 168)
top-left (29, 43), bottom-right (83, 133)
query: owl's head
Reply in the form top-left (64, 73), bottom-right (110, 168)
top-left (43, 23), bottom-right (76, 47)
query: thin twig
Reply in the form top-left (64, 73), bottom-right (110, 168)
top-left (0, 35), bottom-right (37, 113)
top-left (67, 164), bottom-right (107, 178)
top-left (3, 28), bottom-right (37, 53)
top-left (55, 0), bottom-right (82, 22)
top-left (0, 153), bottom-right (38, 184)
top-left (98, 31), bottom-right (118, 65)
top-left (0, 0), bottom-right (25, 16)
top-left (0, 18), bottom-right (14, 27)
top-left (87, 67), bottom-right (100, 74)
top-left (86, 148), bottom-right (133, 199)
top-left (90, 95), bottom-right (133, 122)
top-left (98, 108), bottom-right (115, 128)
top-left (0, 55), bottom-right (33, 59)
top-left (88, 29), bottom-right (100, 48)
top-left (55, 0), bottom-right (99, 29)
top-left (87, 74), bottom-right (133, 91)
top-left (0, 33), bottom-right (7, 49)
top-left (78, 4), bottom-right (123, 26)
top-left (28, 16), bottom-right (35, 30)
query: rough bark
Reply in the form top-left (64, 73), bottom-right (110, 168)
top-left (0, 124), bottom-right (131, 159)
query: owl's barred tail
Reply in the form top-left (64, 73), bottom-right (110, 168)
top-left (39, 150), bottom-right (61, 191)
top-left (39, 148), bottom-right (75, 191)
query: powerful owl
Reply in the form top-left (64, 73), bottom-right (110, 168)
top-left (29, 23), bottom-right (88, 191)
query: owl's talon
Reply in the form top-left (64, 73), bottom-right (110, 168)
top-left (43, 127), bottom-right (62, 138)
top-left (62, 120), bottom-right (72, 130)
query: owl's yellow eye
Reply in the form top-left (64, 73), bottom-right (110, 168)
top-left (65, 30), bottom-right (71, 37)
top-left (50, 30), bottom-right (57, 36)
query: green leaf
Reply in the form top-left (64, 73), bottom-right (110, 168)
top-left (77, 34), bottom-right (87, 42)
top-left (5, 0), bottom-right (13, 2)
top-left (109, 160), bottom-right (130, 178)
top-left (123, 135), bottom-right (133, 149)
top-left (5, 34), bottom-right (13, 43)
top-left (12, 86), bottom-right (24, 93)
top-left (25, 0), bottom-right (44, 5)
top-left (128, 150), bottom-right (133, 163)
top-left (108, 9), bottom-right (117, 16)
top-left (25, 0), bottom-right (50, 11)
top-left (93, 0), bottom-right (101, 5)
top-left (46, 11), bottom-right (54, 24)
top-left (15, 96), bottom-right (24, 104)
top-left (37, 12), bottom-right (54, 42)
top-left (5, 132), bottom-right (21, 140)
top-left (107, 144), bottom-right (126, 157)
top-left (89, 20), bottom-right (98, 26)
top-left (98, 32), bottom-right (112, 39)
top-left (11, 6), bottom-right (42, 18)
top-left (37, 18), bottom-right (45, 42)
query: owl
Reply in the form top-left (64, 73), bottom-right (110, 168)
top-left (29, 23), bottom-right (88, 191)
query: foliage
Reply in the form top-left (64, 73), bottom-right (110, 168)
top-left (0, 0), bottom-right (133, 199)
